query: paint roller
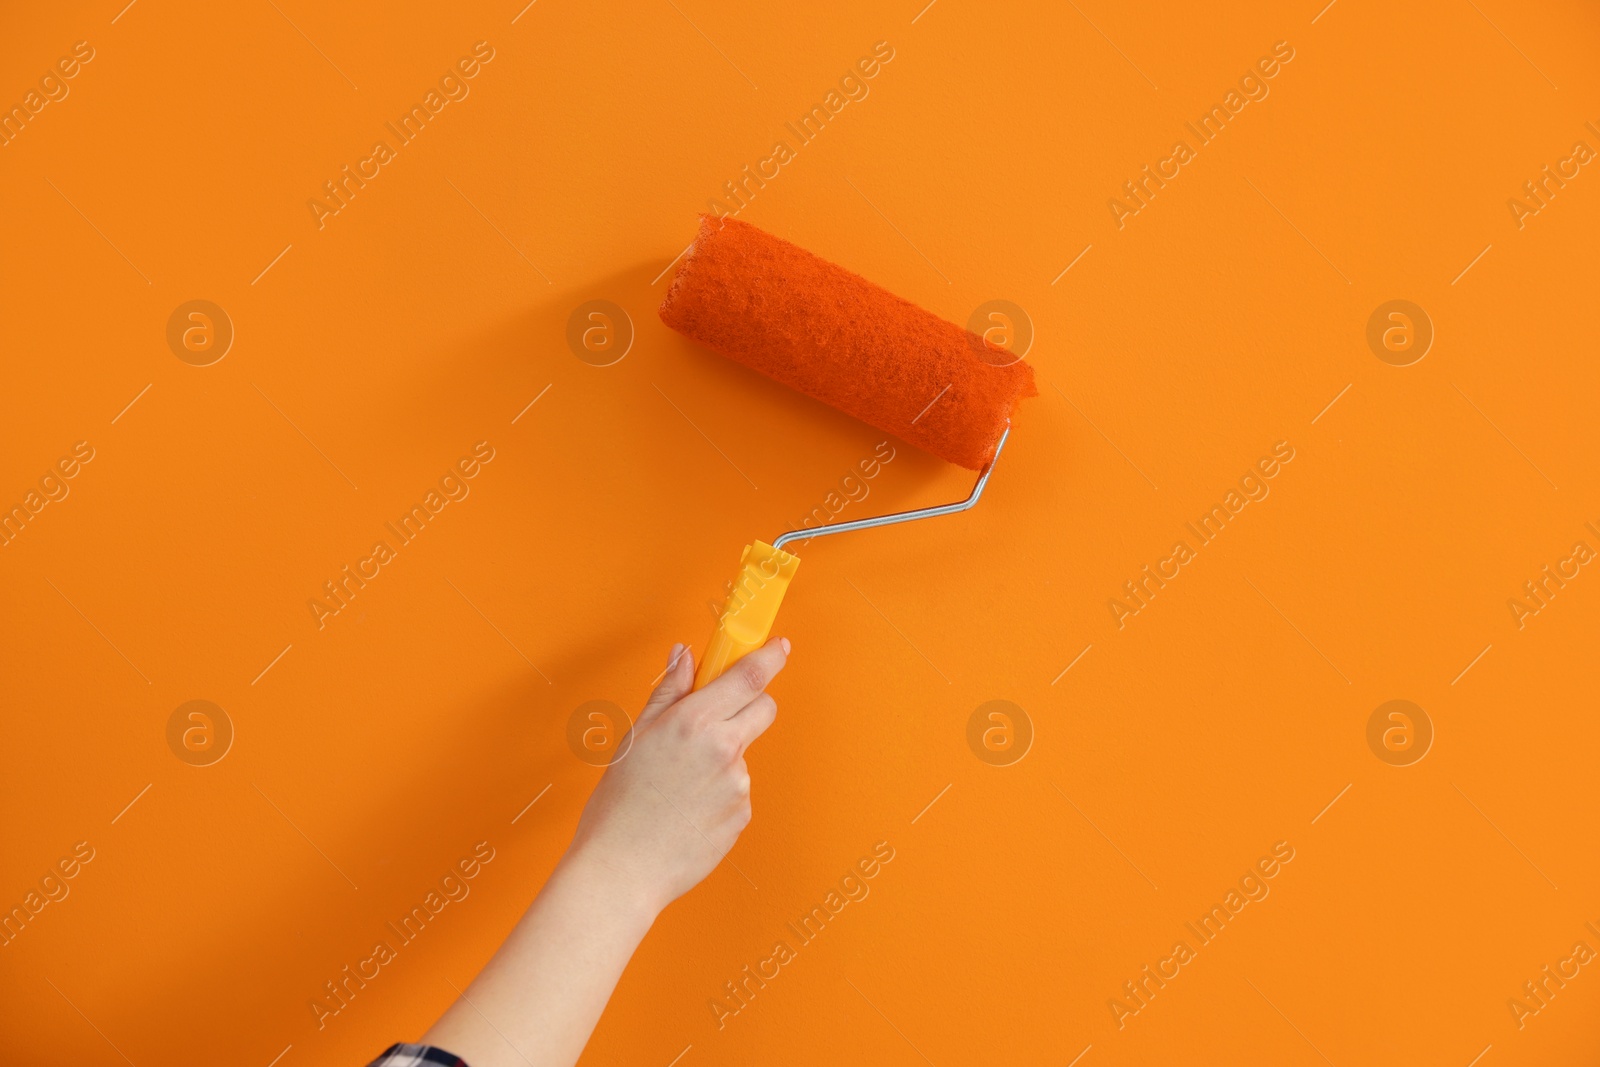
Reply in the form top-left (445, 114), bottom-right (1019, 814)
top-left (658, 215), bottom-right (1037, 688)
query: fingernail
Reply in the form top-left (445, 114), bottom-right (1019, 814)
top-left (667, 643), bottom-right (684, 668)
top-left (779, 637), bottom-right (791, 654)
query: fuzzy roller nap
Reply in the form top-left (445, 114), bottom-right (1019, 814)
top-left (660, 216), bottom-right (1036, 470)
top-left (658, 216), bottom-right (1037, 687)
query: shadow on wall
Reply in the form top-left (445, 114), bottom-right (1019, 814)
top-left (391, 258), bottom-right (963, 692)
top-left (110, 663), bottom-right (591, 1064)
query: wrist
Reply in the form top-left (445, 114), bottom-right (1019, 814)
top-left (557, 839), bottom-right (668, 930)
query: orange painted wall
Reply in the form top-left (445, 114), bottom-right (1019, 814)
top-left (3, 1), bottom-right (1598, 1065)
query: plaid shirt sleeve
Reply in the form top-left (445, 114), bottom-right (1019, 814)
top-left (365, 1043), bottom-right (470, 1067)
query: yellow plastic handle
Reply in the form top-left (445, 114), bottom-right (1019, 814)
top-left (694, 541), bottom-right (801, 689)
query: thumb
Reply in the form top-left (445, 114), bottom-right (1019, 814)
top-left (637, 643), bottom-right (694, 727)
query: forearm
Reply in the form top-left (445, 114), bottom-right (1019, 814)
top-left (422, 843), bottom-right (660, 1067)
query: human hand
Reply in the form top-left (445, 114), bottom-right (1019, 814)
top-left (567, 637), bottom-right (788, 918)
top-left (422, 639), bottom-right (787, 1066)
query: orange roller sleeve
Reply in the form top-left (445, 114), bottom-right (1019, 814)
top-left (658, 215), bottom-right (1037, 470)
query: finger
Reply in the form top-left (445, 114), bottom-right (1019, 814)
top-left (729, 693), bottom-right (777, 750)
top-left (637, 643), bottom-right (694, 727)
top-left (686, 637), bottom-right (788, 720)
